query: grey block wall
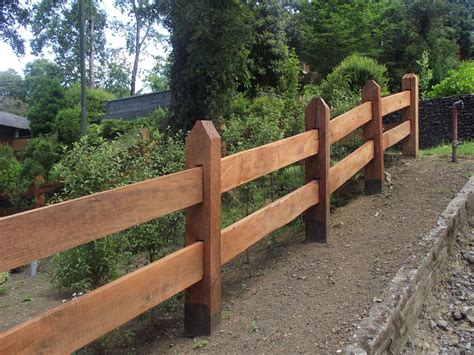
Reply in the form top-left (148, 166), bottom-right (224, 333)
top-left (384, 94), bottom-right (473, 148)
top-left (103, 91), bottom-right (172, 120)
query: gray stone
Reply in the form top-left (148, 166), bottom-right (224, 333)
top-left (437, 319), bottom-right (449, 330)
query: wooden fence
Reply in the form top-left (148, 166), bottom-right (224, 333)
top-left (0, 74), bottom-right (418, 354)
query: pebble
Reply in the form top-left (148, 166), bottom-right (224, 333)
top-left (437, 319), bottom-right (449, 330)
top-left (452, 310), bottom-right (464, 321)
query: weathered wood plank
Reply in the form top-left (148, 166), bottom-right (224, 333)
top-left (221, 181), bottom-right (319, 264)
top-left (0, 167), bottom-right (203, 272)
top-left (383, 121), bottom-right (411, 150)
top-left (401, 74), bottom-right (419, 157)
top-left (329, 102), bottom-right (372, 144)
top-left (381, 91), bottom-right (411, 116)
top-left (184, 121), bottom-right (222, 336)
top-left (0, 242), bottom-right (204, 354)
top-left (329, 141), bottom-right (375, 194)
top-left (221, 130), bottom-right (318, 193)
top-left (305, 98), bottom-right (330, 243)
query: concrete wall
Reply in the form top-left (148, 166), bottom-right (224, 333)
top-left (385, 94), bottom-right (473, 148)
top-left (103, 91), bottom-right (172, 120)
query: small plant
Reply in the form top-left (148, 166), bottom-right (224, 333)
top-left (0, 287), bottom-right (7, 296)
top-left (21, 295), bottom-right (32, 302)
top-left (193, 338), bottom-right (209, 349)
top-left (222, 307), bottom-right (232, 320)
top-left (249, 320), bottom-right (258, 333)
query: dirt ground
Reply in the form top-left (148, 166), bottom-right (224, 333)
top-left (402, 214), bottom-right (474, 354)
top-left (0, 155), bottom-right (473, 354)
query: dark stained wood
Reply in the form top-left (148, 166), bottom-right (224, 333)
top-left (381, 91), bottom-right (411, 116)
top-left (0, 167), bottom-right (203, 272)
top-left (383, 121), bottom-right (411, 150)
top-left (305, 98), bottom-right (330, 243)
top-left (329, 140), bottom-right (375, 194)
top-left (184, 121), bottom-right (222, 336)
top-left (221, 130), bottom-right (318, 193)
top-left (221, 181), bottom-right (319, 264)
top-left (0, 242), bottom-right (204, 354)
top-left (401, 74), bottom-right (419, 157)
top-left (330, 101), bottom-right (372, 144)
top-left (362, 80), bottom-right (384, 195)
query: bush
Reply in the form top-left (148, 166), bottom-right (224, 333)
top-left (305, 54), bottom-right (389, 116)
top-left (64, 84), bottom-right (115, 124)
top-left (21, 136), bottom-right (61, 181)
top-left (55, 107), bottom-right (82, 145)
top-left (50, 128), bottom-right (186, 292)
top-left (428, 62), bottom-right (474, 98)
top-left (0, 271), bottom-right (9, 285)
top-left (0, 144), bottom-right (28, 204)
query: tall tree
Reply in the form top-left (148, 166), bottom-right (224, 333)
top-left (0, 69), bottom-right (27, 115)
top-left (114, 0), bottom-right (162, 95)
top-left (30, 0), bottom-right (107, 86)
top-left (161, 0), bottom-right (253, 131)
top-left (0, 0), bottom-right (29, 55)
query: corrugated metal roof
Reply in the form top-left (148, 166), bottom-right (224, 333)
top-left (0, 111), bottom-right (30, 130)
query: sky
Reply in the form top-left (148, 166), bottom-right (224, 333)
top-left (0, 0), bottom-right (169, 93)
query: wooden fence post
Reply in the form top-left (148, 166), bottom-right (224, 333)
top-left (184, 120), bottom-right (222, 336)
top-left (305, 98), bottom-right (330, 243)
top-left (362, 80), bottom-right (384, 195)
top-left (401, 73), bottom-right (419, 157)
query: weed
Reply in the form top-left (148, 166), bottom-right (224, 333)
top-left (193, 338), bottom-right (209, 349)
top-left (0, 287), bottom-right (7, 296)
top-left (222, 307), bottom-right (232, 320)
top-left (21, 295), bottom-right (32, 302)
top-left (249, 320), bottom-right (258, 333)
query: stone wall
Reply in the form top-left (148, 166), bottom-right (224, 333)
top-left (385, 94), bottom-right (473, 148)
top-left (103, 90), bottom-right (172, 120)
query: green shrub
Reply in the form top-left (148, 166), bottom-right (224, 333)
top-left (305, 54), bottom-right (389, 116)
top-left (55, 107), bottom-right (82, 145)
top-left (64, 84), bottom-right (115, 124)
top-left (0, 272), bottom-right (9, 285)
top-left (428, 62), bottom-right (474, 98)
top-left (21, 136), bottom-right (61, 181)
top-left (0, 144), bottom-right (28, 204)
top-left (50, 129), bottom-right (186, 292)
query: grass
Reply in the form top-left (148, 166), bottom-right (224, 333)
top-left (420, 141), bottom-right (474, 158)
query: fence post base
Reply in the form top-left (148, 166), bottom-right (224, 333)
top-left (184, 304), bottom-right (220, 337)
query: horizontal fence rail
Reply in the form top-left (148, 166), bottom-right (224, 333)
top-left (0, 167), bottom-right (203, 272)
top-left (0, 242), bottom-right (204, 354)
top-left (0, 74), bottom-right (419, 352)
top-left (221, 129), bottom-right (318, 193)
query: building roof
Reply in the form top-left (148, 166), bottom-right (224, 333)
top-left (0, 111), bottom-right (30, 130)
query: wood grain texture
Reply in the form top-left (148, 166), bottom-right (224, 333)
top-left (0, 242), bottom-right (204, 355)
top-left (329, 140), bottom-right (375, 194)
top-left (329, 101), bottom-right (372, 144)
top-left (221, 181), bottom-right (319, 264)
top-left (383, 121), bottom-right (411, 150)
top-left (304, 98), bottom-right (330, 243)
top-left (381, 91), bottom-right (411, 116)
top-left (0, 168), bottom-right (203, 272)
top-left (184, 121), bottom-right (222, 336)
top-left (362, 80), bottom-right (384, 195)
top-left (221, 130), bottom-right (318, 193)
top-left (401, 74), bottom-right (419, 157)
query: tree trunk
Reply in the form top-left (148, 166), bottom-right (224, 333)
top-left (88, 15), bottom-right (95, 87)
top-left (130, 20), bottom-right (141, 96)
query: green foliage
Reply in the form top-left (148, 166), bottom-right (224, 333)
top-left (50, 127), bottom-right (185, 292)
top-left (162, 0), bottom-right (254, 131)
top-left (52, 237), bottom-right (121, 292)
top-left (55, 107), bottom-right (82, 145)
top-left (21, 136), bottom-right (61, 181)
top-left (420, 141), bottom-right (474, 157)
top-left (305, 54), bottom-right (388, 116)
top-left (0, 145), bottom-right (28, 203)
top-left (0, 271), bottom-right (9, 285)
top-left (428, 61), bottom-right (474, 98)
top-left (416, 51), bottom-right (434, 99)
top-left (0, 0), bottom-right (29, 55)
top-left (64, 84), bottom-right (115, 124)
top-left (0, 69), bottom-right (25, 100)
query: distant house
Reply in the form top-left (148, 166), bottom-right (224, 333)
top-left (0, 111), bottom-right (30, 151)
top-left (102, 90), bottom-right (172, 120)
